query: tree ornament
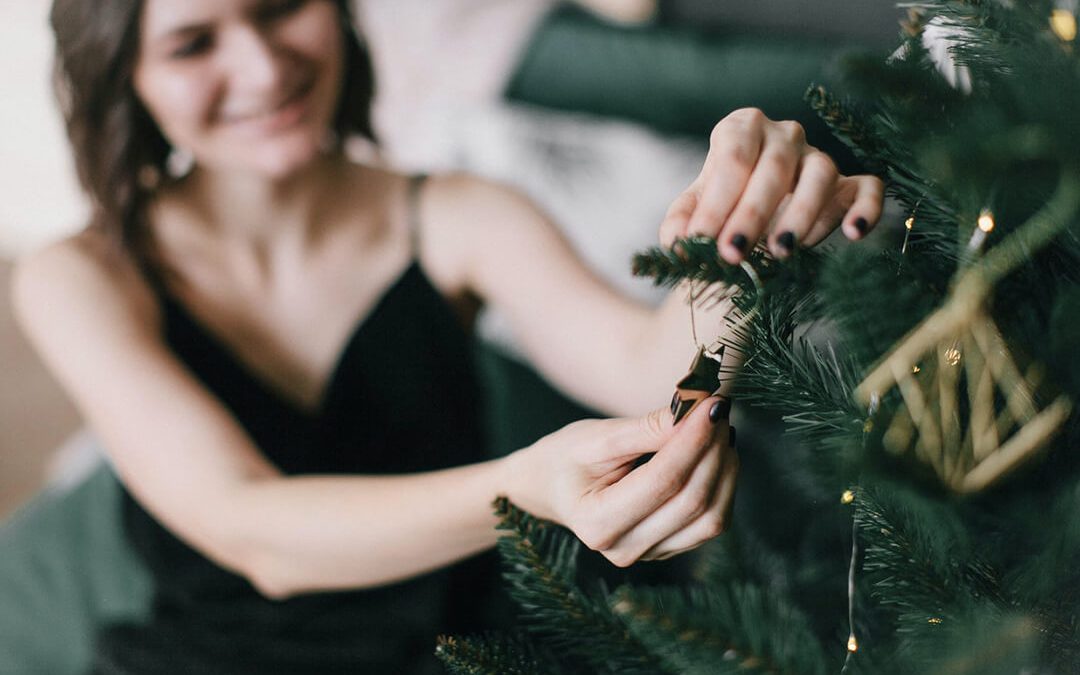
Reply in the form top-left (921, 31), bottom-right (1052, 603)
top-left (670, 280), bottom-right (727, 424)
top-left (670, 344), bottom-right (725, 424)
top-left (856, 175), bottom-right (1080, 493)
top-left (857, 282), bottom-right (1071, 492)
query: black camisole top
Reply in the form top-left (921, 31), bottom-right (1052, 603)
top-left (93, 179), bottom-right (492, 674)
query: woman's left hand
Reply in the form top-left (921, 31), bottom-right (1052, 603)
top-left (659, 108), bottom-right (885, 263)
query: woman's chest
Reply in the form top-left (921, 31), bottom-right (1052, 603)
top-left (168, 252), bottom-right (417, 413)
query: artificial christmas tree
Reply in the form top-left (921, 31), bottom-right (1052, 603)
top-left (440, 1), bottom-right (1080, 672)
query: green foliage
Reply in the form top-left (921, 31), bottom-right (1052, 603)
top-left (435, 633), bottom-right (553, 675)
top-left (444, 2), bottom-right (1080, 672)
top-left (612, 584), bottom-right (830, 675)
top-left (490, 498), bottom-right (661, 674)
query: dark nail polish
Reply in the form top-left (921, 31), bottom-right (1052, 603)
top-left (855, 217), bottom-right (869, 234)
top-left (632, 452), bottom-right (656, 470)
top-left (777, 231), bottom-right (796, 253)
top-left (728, 426), bottom-right (737, 447)
top-left (730, 234), bottom-right (748, 253)
top-left (708, 398), bottom-right (731, 423)
top-left (670, 391), bottom-right (680, 417)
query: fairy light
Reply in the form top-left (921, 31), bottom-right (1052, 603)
top-left (841, 490), bottom-right (855, 504)
top-left (1052, 9), bottom-right (1078, 42)
top-left (913, 365), bottom-right (921, 374)
top-left (901, 215), bottom-right (915, 255)
top-left (928, 617), bottom-right (943, 625)
top-left (841, 500), bottom-right (861, 672)
top-left (968, 208), bottom-right (996, 253)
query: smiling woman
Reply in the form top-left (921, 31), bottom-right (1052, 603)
top-left (50, 0), bottom-right (375, 252)
top-left (10, 0), bottom-right (881, 672)
top-left (133, 0), bottom-right (344, 177)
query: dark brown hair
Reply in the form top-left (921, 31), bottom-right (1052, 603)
top-left (49, 0), bottom-right (376, 254)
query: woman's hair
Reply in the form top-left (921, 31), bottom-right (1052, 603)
top-left (49, 0), bottom-right (376, 254)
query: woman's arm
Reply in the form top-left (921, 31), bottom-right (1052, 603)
top-left (427, 109), bottom-right (884, 416)
top-left (13, 235), bottom-right (731, 598)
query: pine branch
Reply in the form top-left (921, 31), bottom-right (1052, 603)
top-left (854, 486), bottom-right (1006, 636)
top-left (611, 584), bottom-right (830, 675)
top-left (435, 633), bottom-right (554, 675)
top-left (630, 237), bottom-right (822, 302)
top-left (804, 84), bottom-right (890, 178)
top-left (728, 296), bottom-right (865, 452)
top-left (492, 498), bottom-right (663, 674)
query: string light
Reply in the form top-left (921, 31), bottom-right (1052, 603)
top-left (1052, 9), bottom-right (1078, 42)
top-left (913, 365), bottom-right (921, 374)
top-left (841, 490), bottom-right (855, 504)
top-left (928, 617), bottom-right (943, 625)
top-left (968, 208), bottom-right (996, 253)
top-left (901, 215), bottom-right (915, 255)
top-left (841, 504), bottom-right (861, 672)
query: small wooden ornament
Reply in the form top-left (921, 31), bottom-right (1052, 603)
top-left (671, 345), bottom-right (725, 424)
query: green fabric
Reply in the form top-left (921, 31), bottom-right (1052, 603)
top-left (506, 7), bottom-right (866, 173)
top-left (0, 463), bottom-right (152, 674)
top-left (475, 343), bottom-right (598, 459)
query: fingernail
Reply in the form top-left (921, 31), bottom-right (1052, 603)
top-left (632, 452), bottom-right (656, 470)
top-left (728, 426), bottom-right (737, 446)
top-left (777, 231), bottom-right (796, 253)
top-left (708, 398), bottom-right (731, 423)
top-left (670, 391), bottom-right (680, 417)
top-left (730, 234), bottom-right (748, 254)
top-left (855, 217), bottom-right (869, 235)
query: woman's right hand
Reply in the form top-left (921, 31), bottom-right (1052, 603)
top-left (503, 397), bottom-right (738, 567)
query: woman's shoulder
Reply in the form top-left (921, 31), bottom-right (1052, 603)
top-left (12, 229), bottom-right (161, 342)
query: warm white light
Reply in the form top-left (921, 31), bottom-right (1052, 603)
top-left (847, 635), bottom-right (859, 652)
top-left (978, 209), bottom-right (996, 233)
top-left (1052, 9), bottom-right (1078, 42)
top-left (905, 216), bottom-right (915, 230)
top-left (841, 490), bottom-right (855, 504)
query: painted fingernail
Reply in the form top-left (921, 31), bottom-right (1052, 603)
top-left (730, 234), bottom-right (748, 254)
top-left (728, 426), bottom-right (737, 446)
top-left (670, 390), bottom-right (680, 417)
top-left (632, 452), bottom-right (656, 470)
top-left (777, 231), bottom-right (796, 253)
top-left (708, 398), bottom-right (731, 423)
top-left (855, 217), bottom-right (869, 235)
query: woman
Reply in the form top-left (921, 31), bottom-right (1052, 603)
top-left (15, 0), bottom-right (883, 671)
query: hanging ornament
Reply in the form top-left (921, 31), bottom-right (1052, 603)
top-left (857, 276), bottom-right (1071, 492)
top-left (669, 258), bottom-right (764, 425)
top-left (856, 175), bottom-right (1080, 493)
top-left (671, 280), bottom-right (727, 424)
top-left (671, 344), bottom-right (725, 424)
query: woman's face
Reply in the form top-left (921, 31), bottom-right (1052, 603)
top-left (134, 0), bottom-right (344, 179)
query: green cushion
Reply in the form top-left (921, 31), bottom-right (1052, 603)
top-left (475, 343), bottom-right (598, 459)
top-left (0, 463), bottom-right (152, 674)
top-left (506, 7), bottom-right (867, 173)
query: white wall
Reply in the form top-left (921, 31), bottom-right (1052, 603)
top-left (0, 1), bottom-right (86, 258)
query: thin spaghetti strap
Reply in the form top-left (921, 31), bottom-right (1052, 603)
top-left (405, 174), bottom-right (428, 256)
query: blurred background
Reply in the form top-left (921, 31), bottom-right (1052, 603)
top-left (0, 0), bottom-right (903, 516)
